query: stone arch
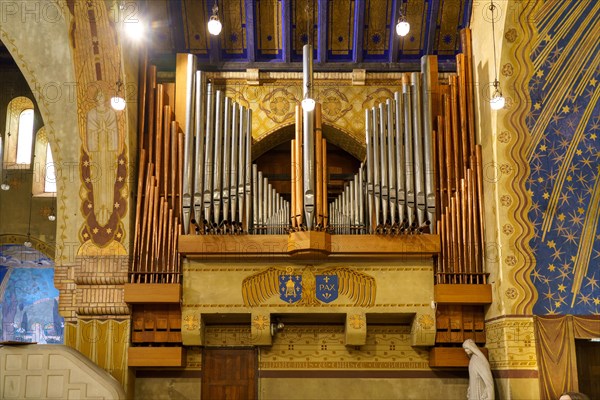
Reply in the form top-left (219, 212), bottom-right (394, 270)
top-left (252, 122), bottom-right (365, 162)
top-left (0, 234), bottom-right (56, 260)
top-left (0, 1), bottom-right (112, 264)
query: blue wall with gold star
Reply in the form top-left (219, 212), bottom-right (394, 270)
top-left (526, 1), bottom-right (600, 315)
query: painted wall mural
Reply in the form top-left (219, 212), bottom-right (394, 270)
top-left (0, 245), bottom-right (64, 343)
top-left (526, 1), bottom-right (600, 315)
top-left (67, 0), bottom-right (128, 254)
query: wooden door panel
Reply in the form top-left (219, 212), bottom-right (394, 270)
top-left (202, 348), bottom-right (256, 400)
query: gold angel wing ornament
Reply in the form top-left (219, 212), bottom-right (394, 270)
top-left (242, 267), bottom-right (287, 306)
top-left (321, 267), bottom-right (377, 307)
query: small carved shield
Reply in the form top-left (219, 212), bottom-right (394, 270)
top-left (316, 274), bottom-right (339, 303)
top-left (279, 274), bottom-right (302, 303)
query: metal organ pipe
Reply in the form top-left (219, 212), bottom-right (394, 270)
top-left (302, 44), bottom-right (315, 230)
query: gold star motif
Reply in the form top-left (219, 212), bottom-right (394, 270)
top-left (578, 207), bottom-right (585, 214)
top-left (548, 264), bottom-right (556, 272)
top-left (119, 159), bottom-right (125, 165)
top-left (83, 161), bottom-right (90, 167)
top-left (114, 202), bottom-right (120, 209)
top-left (537, 70), bottom-right (544, 78)
top-left (547, 240), bottom-right (556, 248)
top-left (87, 203), bottom-right (92, 209)
top-left (85, 177), bottom-right (91, 183)
top-left (543, 192), bottom-right (550, 199)
top-left (116, 232), bottom-right (122, 238)
top-left (558, 213), bottom-right (565, 221)
top-left (83, 233), bottom-right (89, 239)
top-left (566, 176), bottom-right (572, 182)
top-left (558, 284), bottom-right (566, 292)
top-left (534, 103), bottom-right (541, 110)
top-left (92, 228), bottom-right (99, 234)
top-left (106, 228), bottom-right (112, 234)
top-left (591, 133), bottom-right (597, 140)
top-left (117, 176), bottom-right (124, 182)
top-left (540, 144), bottom-right (547, 151)
top-left (562, 105), bottom-right (570, 113)
top-left (594, 298), bottom-right (600, 306)
top-left (576, 149), bottom-right (582, 156)
top-left (591, 78), bottom-right (598, 87)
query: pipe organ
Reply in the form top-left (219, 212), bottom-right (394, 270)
top-left (127, 28), bottom-right (491, 369)
top-left (131, 32), bottom-right (487, 287)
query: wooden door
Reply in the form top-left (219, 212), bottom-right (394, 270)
top-left (575, 339), bottom-right (600, 398)
top-left (202, 348), bottom-right (257, 400)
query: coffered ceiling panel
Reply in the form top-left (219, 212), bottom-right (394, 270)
top-left (145, 0), bottom-right (472, 72)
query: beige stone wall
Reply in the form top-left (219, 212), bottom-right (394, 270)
top-left (182, 258), bottom-right (436, 347)
top-left (0, 344), bottom-right (126, 399)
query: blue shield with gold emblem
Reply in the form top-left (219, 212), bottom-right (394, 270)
top-left (279, 274), bottom-right (302, 303)
top-left (316, 274), bottom-right (338, 303)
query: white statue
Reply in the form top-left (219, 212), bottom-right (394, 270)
top-left (463, 339), bottom-right (494, 400)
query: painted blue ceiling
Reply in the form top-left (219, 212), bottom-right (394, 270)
top-left (146, 0), bottom-right (472, 72)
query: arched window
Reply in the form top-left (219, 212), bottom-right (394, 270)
top-left (45, 143), bottom-right (57, 193)
top-left (3, 96), bottom-right (35, 169)
top-left (32, 127), bottom-right (57, 196)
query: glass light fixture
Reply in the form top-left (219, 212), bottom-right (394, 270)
top-left (489, 1), bottom-right (504, 110)
top-left (208, 2), bottom-right (222, 36)
top-left (396, 20), bottom-right (410, 37)
top-left (301, 96), bottom-right (316, 112)
top-left (490, 81), bottom-right (505, 110)
top-left (1, 181), bottom-right (9, 191)
top-left (396, 16), bottom-right (410, 37)
top-left (24, 239), bottom-right (32, 248)
top-left (396, 5), bottom-right (410, 36)
top-left (48, 207), bottom-right (56, 222)
top-left (111, 80), bottom-right (126, 111)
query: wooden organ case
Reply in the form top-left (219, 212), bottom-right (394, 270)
top-left (125, 29), bottom-right (492, 369)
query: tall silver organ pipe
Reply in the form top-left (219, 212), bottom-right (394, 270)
top-left (230, 103), bottom-right (239, 225)
top-left (302, 44), bottom-right (315, 230)
top-left (402, 76), bottom-right (415, 227)
top-left (181, 54), bottom-right (196, 234)
top-left (192, 71), bottom-right (206, 232)
top-left (412, 72), bottom-right (426, 227)
top-left (212, 91), bottom-right (224, 225)
top-left (221, 98), bottom-right (231, 223)
top-left (245, 109), bottom-right (252, 232)
top-left (202, 84), bottom-right (215, 225)
top-left (237, 106), bottom-right (247, 225)
top-left (330, 75), bottom-right (439, 235)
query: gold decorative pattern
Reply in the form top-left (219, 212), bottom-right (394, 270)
top-left (64, 319), bottom-right (130, 388)
top-left (182, 0), bottom-right (210, 54)
top-left (184, 314), bottom-right (200, 331)
top-left (348, 314), bottom-right (365, 329)
top-left (260, 325), bottom-right (429, 370)
top-left (417, 314), bottom-right (434, 330)
top-left (319, 88), bottom-right (353, 123)
top-left (241, 265), bottom-right (376, 307)
top-left (258, 87), bottom-right (298, 123)
top-left (253, 314), bottom-right (270, 330)
top-left (256, 0), bottom-right (282, 57)
top-left (485, 317), bottom-right (537, 370)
